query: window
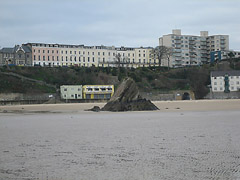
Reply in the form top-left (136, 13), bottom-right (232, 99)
top-left (75, 51), bottom-right (76, 54)
top-left (88, 57), bottom-right (90, 62)
top-left (52, 56), bottom-right (54, 61)
top-left (98, 52), bottom-right (100, 56)
top-left (214, 82), bottom-right (217, 85)
top-left (43, 56), bottom-right (45, 61)
top-left (64, 88), bottom-right (67, 91)
top-left (74, 57), bottom-right (76, 62)
top-left (43, 50), bottom-right (45, 53)
top-left (79, 57), bottom-right (81, 62)
top-left (93, 57), bottom-right (95, 62)
top-left (79, 51), bottom-right (81, 54)
top-left (48, 50), bottom-right (50, 53)
top-left (70, 51), bottom-right (72, 54)
top-left (66, 56), bottom-right (68, 61)
top-left (38, 50), bottom-right (40, 53)
top-left (38, 55), bottom-right (40, 60)
top-left (214, 87), bottom-right (217, 91)
top-left (103, 52), bottom-right (105, 56)
top-left (57, 56), bottom-right (59, 61)
top-left (52, 50), bottom-right (54, 53)
top-left (93, 52), bottom-right (95, 55)
top-left (66, 51), bottom-right (67, 54)
top-left (34, 55), bottom-right (36, 60)
top-left (48, 56), bottom-right (50, 61)
top-left (62, 56), bottom-right (63, 61)
top-left (70, 57), bottom-right (72, 61)
top-left (83, 57), bottom-right (85, 62)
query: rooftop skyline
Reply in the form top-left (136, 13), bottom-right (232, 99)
top-left (0, 0), bottom-right (239, 50)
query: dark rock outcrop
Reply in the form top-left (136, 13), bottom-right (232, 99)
top-left (101, 78), bottom-right (159, 111)
top-left (86, 106), bottom-right (101, 112)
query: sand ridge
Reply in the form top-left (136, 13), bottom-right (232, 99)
top-left (0, 99), bottom-right (240, 114)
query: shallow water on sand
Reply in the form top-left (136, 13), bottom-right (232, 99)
top-left (0, 111), bottom-right (240, 180)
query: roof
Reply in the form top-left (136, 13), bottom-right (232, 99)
top-left (211, 70), bottom-right (240, 77)
top-left (0, 48), bottom-right (14, 53)
top-left (14, 45), bottom-right (32, 53)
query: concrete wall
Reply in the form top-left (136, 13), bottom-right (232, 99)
top-left (140, 90), bottom-right (195, 101)
top-left (0, 93), bottom-right (57, 105)
top-left (205, 92), bottom-right (240, 99)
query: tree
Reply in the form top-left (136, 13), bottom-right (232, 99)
top-left (114, 53), bottom-right (131, 68)
top-left (165, 47), bottom-right (173, 70)
top-left (150, 46), bottom-right (173, 68)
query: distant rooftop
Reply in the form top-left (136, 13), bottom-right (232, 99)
top-left (211, 70), bottom-right (240, 77)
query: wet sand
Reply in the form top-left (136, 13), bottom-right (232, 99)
top-left (1, 99), bottom-right (240, 113)
top-left (0, 100), bottom-right (240, 180)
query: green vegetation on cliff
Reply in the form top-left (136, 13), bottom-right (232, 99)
top-left (1, 58), bottom-right (239, 99)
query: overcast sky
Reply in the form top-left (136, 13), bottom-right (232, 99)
top-left (0, 0), bottom-right (239, 50)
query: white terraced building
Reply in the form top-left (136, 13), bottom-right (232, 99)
top-left (24, 43), bottom-right (158, 68)
top-left (211, 71), bottom-right (240, 92)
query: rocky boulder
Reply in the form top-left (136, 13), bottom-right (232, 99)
top-left (101, 78), bottom-right (159, 112)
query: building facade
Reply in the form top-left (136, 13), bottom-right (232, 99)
top-left (0, 45), bottom-right (32, 66)
top-left (82, 85), bottom-right (114, 100)
top-left (211, 71), bottom-right (240, 92)
top-left (23, 43), bottom-right (156, 68)
top-left (159, 29), bottom-right (229, 67)
top-left (210, 50), bottom-right (240, 63)
top-left (60, 85), bottom-right (83, 99)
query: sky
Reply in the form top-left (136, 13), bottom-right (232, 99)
top-left (0, 0), bottom-right (239, 50)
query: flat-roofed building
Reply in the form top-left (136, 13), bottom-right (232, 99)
top-left (60, 85), bottom-right (83, 99)
top-left (82, 85), bottom-right (114, 100)
top-left (159, 29), bottom-right (229, 67)
top-left (211, 71), bottom-right (240, 92)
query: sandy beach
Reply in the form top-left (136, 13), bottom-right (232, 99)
top-left (1, 99), bottom-right (240, 180)
top-left (0, 99), bottom-right (240, 113)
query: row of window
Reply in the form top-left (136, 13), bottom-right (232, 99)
top-left (213, 86), bottom-right (240, 91)
top-left (34, 55), bottom-right (151, 63)
top-left (213, 76), bottom-right (240, 79)
top-left (33, 50), bottom-right (148, 58)
top-left (214, 81), bottom-right (240, 85)
top-left (63, 88), bottom-right (82, 91)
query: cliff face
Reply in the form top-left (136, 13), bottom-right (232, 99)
top-left (102, 78), bottom-right (159, 111)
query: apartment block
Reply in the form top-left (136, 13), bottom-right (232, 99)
top-left (159, 29), bottom-right (229, 67)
